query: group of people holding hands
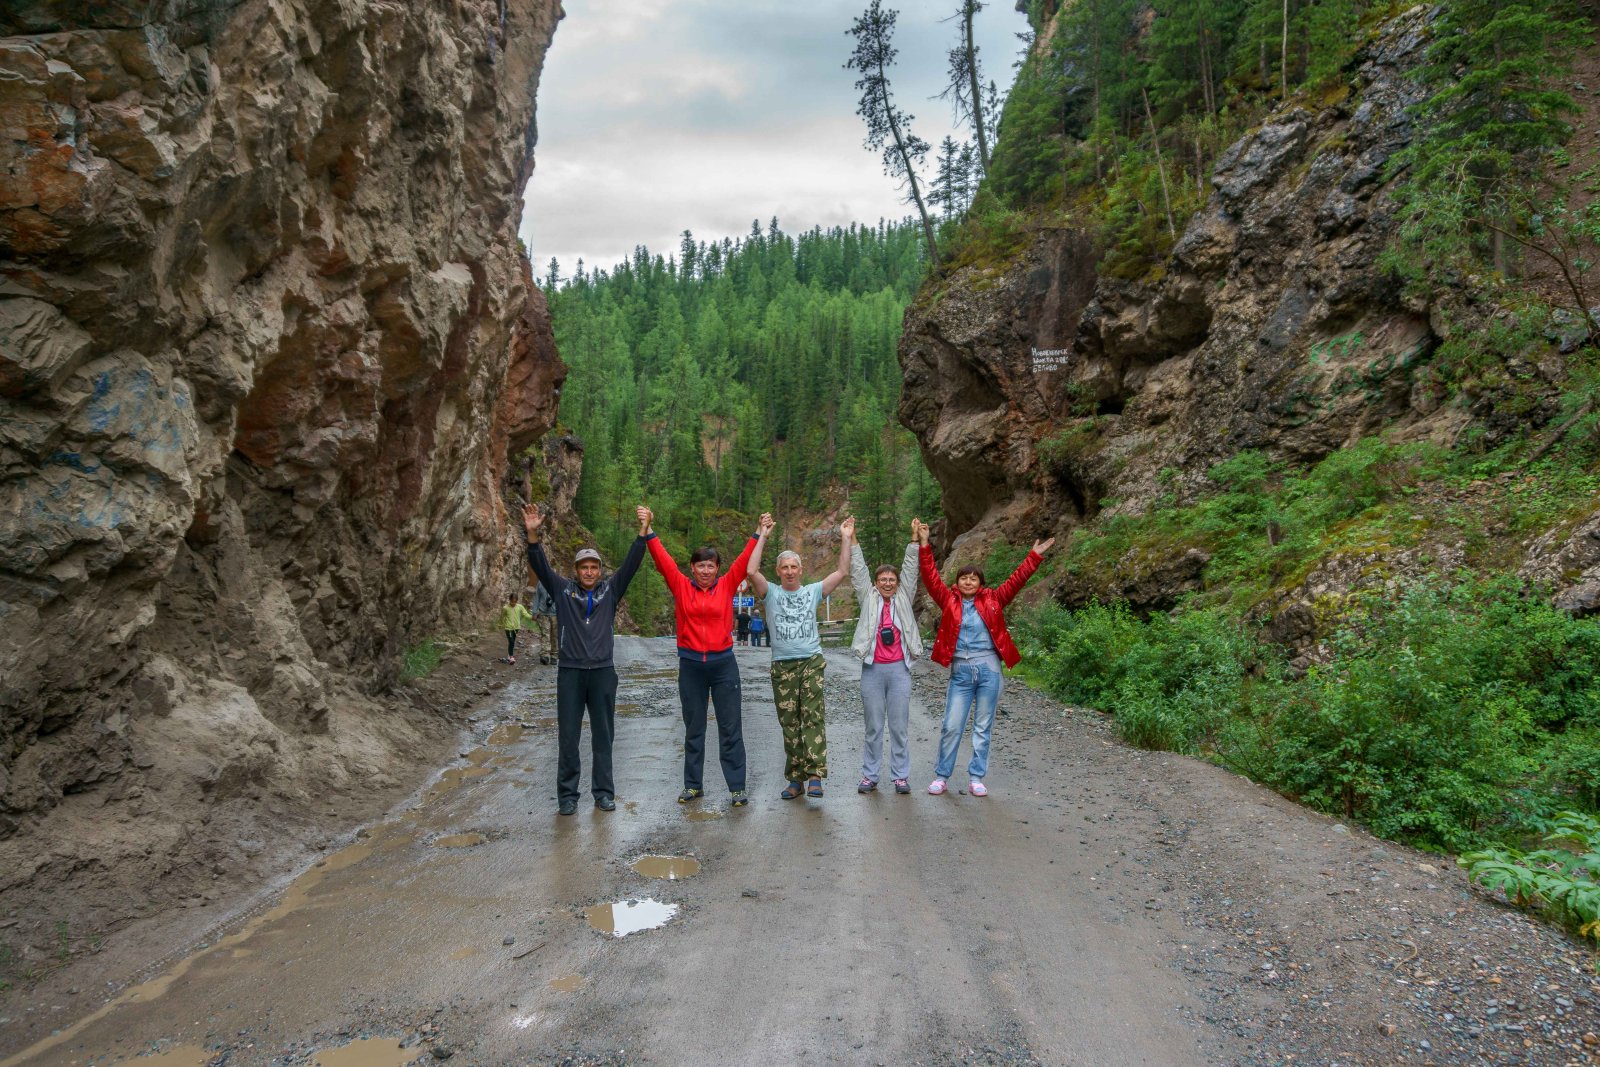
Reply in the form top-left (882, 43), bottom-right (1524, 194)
top-left (518, 503), bottom-right (1051, 815)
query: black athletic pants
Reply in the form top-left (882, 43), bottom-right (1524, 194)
top-left (678, 655), bottom-right (745, 792)
top-left (557, 666), bottom-right (617, 803)
top-left (506, 630), bottom-right (518, 657)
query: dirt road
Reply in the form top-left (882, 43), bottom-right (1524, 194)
top-left (3, 638), bottom-right (1596, 1066)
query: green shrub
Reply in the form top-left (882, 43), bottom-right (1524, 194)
top-left (1017, 575), bottom-right (1600, 854)
top-left (1460, 811), bottom-right (1600, 947)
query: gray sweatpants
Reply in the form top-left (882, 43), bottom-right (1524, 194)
top-left (859, 659), bottom-right (912, 783)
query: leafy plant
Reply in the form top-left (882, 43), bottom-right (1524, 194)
top-left (1460, 811), bottom-right (1600, 947)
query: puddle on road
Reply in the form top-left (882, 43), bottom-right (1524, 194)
top-left (584, 898), bottom-right (678, 937)
top-left (548, 974), bottom-right (585, 992)
top-left (449, 946), bottom-right (482, 961)
top-left (632, 855), bottom-right (700, 880)
top-left (122, 1045), bottom-right (210, 1066)
top-left (423, 766), bottom-right (493, 804)
top-left (487, 723), bottom-right (525, 745)
top-left (312, 1038), bottom-right (419, 1067)
top-left (522, 716), bottom-right (557, 730)
top-left (683, 809), bottom-right (723, 822)
top-left (0, 832), bottom-right (388, 1067)
top-left (615, 702), bottom-right (642, 716)
top-left (432, 833), bottom-right (486, 848)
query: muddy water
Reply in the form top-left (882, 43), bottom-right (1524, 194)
top-left (487, 723), bottom-right (525, 745)
top-left (548, 974), bottom-right (585, 992)
top-left (312, 1037), bottom-right (419, 1067)
top-left (583, 899), bottom-right (678, 937)
top-left (120, 1046), bottom-right (210, 1066)
top-left (431, 833), bottom-right (487, 848)
top-left (0, 829), bottom-right (389, 1067)
top-left (422, 766), bottom-right (492, 804)
top-left (683, 809), bottom-right (723, 822)
top-left (448, 946), bottom-right (482, 961)
top-left (631, 855), bottom-right (700, 880)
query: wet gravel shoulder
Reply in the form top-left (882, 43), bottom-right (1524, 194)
top-left (970, 666), bottom-right (1600, 1067)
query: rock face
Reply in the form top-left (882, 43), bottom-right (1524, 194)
top-left (0, 0), bottom-right (564, 909)
top-left (901, 10), bottom-right (1476, 586)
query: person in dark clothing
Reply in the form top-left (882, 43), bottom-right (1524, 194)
top-left (523, 503), bottom-right (649, 816)
top-left (736, 607), bottom-right (751, 645)
top-left (639, 504), bottom-right (768, 807)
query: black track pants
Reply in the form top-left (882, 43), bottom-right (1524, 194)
top-left (557, 666), bottom-right (617, 803)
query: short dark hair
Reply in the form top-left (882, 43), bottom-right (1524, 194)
top-left (955, 565), bottom-right (985, 587)
top-left (873, 564), bottom-right (899, 581)
top-left (690, 546), bottom-right (720, 565)
top-left (506, 593), bottom-right (519, 603)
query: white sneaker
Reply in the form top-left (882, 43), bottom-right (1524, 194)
top-left (928, 778), bottom-right (947, 795)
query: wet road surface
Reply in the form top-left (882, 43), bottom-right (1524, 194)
top-left (5, 638), bottom-right (1232, 1066)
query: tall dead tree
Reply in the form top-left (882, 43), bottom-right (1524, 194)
top-left (848, 1), bottom-right (942, 272)
top-left (940, 0), bottom-right (992, 173)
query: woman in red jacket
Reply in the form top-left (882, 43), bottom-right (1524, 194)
top-left (639, 505), bottom-right (769, 807)
top-left (915, 518), bottom-right (1053, 797)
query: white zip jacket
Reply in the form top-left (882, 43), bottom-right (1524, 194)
top-left (848, 541), bottom-right (925, 664)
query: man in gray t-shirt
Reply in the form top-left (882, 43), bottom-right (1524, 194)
top-left (747, 515), bottom-right (852, 799)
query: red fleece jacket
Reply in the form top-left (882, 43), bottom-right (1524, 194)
top-left (646, 533), bottom-right (759, 657)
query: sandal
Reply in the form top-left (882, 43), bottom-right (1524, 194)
top-left (806, 777), bottom-right (824, 798)
top-left (780, 781), bottom-right (804, 800)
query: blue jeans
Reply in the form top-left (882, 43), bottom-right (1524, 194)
top-left (934, 660), bottom-right (1003, 780)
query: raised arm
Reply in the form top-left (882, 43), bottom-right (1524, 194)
top-left (610, 525), bottom-right (651, 601)
top-left (522, 503), bottom-right (565, 598)
top-left (914, 518), bottom-right (953, 608)
top-left (849, 541), bottom-right (872, 597)
top-left (746, 513), bottom-right (774, 597)
top-left (819, 516), bottom-right (852, 596)
top-left (722, 513), bottom-right (764, 592)
top-left (899, 528), bottom-right (921, 602)
top-left (994, 536), bottom-right (1054, 606)
top-left (640, 505), bottom-right (691, 599)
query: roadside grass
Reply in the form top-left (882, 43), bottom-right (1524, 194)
top-left (401, 639), bottom-right (446, 681)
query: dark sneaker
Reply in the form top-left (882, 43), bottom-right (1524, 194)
top-left (893, 778), bottom-right (911, 794)
top-left (595, 796), bottom-right (616, 811)
top-left (677, 788), bottom-right (704, 804)
top-left (858, 777), bottom-right (877, 794)
top-left (729, 790), bottom-right (749, 807)
top-left (558, 799), bottom-right (577, 816)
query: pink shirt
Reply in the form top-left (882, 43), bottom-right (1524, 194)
top-left (872, 596), bottom-right (904, 664)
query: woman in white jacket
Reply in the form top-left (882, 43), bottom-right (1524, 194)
top-left (846, 518), bottom-right (924, 794)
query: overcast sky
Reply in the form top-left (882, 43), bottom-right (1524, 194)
top-left (519, 0), bottom-right (1028, 278)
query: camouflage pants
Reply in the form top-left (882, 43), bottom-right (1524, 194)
top-left (771, 653), bottom-right (827, 781)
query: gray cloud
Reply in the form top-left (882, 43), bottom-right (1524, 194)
top-left (520, 0), bottom-right (1025, 276)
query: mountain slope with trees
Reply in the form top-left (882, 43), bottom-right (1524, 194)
top-left (543, 220), bottom-right (941, 627)
top-left (891, 0), bottom-right (1600, 943)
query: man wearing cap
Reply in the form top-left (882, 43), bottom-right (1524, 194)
top-left (523, 503), bottom-right (650, 815)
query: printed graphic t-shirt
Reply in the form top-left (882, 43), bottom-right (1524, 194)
top-left (764, 581), bottom-right (824, 662)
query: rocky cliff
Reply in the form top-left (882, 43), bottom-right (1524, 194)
top-left (0, 0), bottom-right (564, 932)
top-left (899, 8), bottom-right (1600, 621)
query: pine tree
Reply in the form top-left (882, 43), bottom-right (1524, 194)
top-left (940, 0), bottom-right (993, 173)
top-left (847, 1), bottom-right (943, 272)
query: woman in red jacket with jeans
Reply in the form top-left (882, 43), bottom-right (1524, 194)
top-left (639, 506), bottom-right (769, 807)
top-left (915, 518), bottom-right (1053, 797)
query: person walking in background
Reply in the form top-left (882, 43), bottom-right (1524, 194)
top-left (498, 593), bottom-right (534, 664)
top-left (640, 505), bottom-right (766, 807)
top-left (916, 518), bottom-right (1054, 798)
top-left (736, 605), bottom-right (751, 646)
top-left (847, 518), bottom-right (923, 795)
top-left (746, 514), bottom-right (851, 800)
top-left (524, 503), bottom-right (649, 816)
top-left (531, 579), bottom-right (559, 664)
top-left (749, 610), bottom-right (766, 647)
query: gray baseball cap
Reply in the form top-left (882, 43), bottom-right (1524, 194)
top-left (574, 547), bottom-right (602, 565)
